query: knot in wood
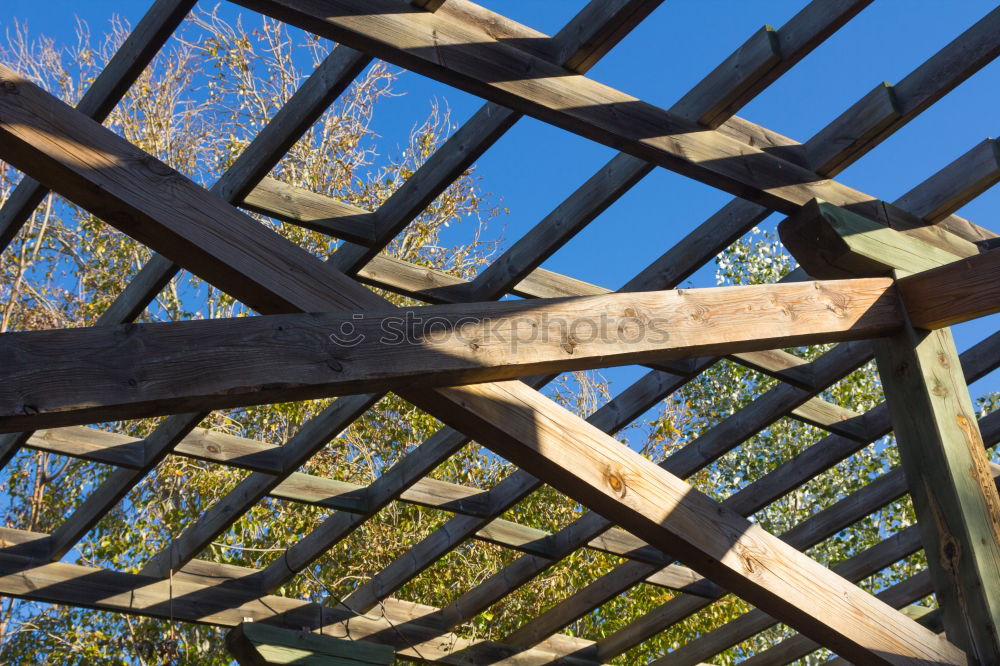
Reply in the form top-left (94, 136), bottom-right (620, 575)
top-left (736, 545), bottom-right (761, 576)
top-left (604, 467), bottom-right (626, 498)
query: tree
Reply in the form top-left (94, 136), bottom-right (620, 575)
top-left (1, 10), bottom-right (996, 666)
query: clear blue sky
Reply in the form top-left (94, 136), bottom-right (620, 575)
top-left (4, 1), bottom-right (998, 400)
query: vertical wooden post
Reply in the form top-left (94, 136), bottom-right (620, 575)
top-left (876, 321), bottom-right (1000, 662)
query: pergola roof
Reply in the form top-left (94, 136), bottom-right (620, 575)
top-left (0, 1), bottom-right (999, 664)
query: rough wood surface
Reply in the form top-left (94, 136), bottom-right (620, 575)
top-left (899, 247), bottom-right (1000, 328)
top-left (0, 280), bottom-right (900, 431)
top-left (875, 326), bottom-right (1000, 662)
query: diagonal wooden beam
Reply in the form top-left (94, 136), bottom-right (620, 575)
top-left (0, 0), bottom-right (197, 253)
top-left (0, 63), bottom-right (963, 664)
top-left (6, 44), bottom-right (374, 560)
top-left (554, 332), bottom-right (1000, 661)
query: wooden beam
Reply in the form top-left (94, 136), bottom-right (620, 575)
top-left (779, 199), bottom-right (971, 279)
top-left (899, 246), bottom-right (1000, 328)
top-left (0, 0), bottom-right (197, 253)
top-left (0, 279), bottom-right (900, 431)
top-left (0, 62), bottom-right (962, 664)
top-left (226, 622), bottom-right (394, 665)
top-left (0, 537), bottom-right (602, 665)
top-left (548, 333), bottom-right (999, 659)
top-left (893, 138), bottom-right (1000, 229)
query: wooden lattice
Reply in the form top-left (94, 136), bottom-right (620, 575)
top-left (0, 1), bottom-right (999, 664)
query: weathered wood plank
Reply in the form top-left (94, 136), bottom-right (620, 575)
top-left (0, 0), bottom-right (197, 253)
top-left (874, 325), bottom-right (1000, 662)
top-left (779, 199), bottom-right (972, 280)
top-left (0, 280), bottom-right (900, 432)
top-left (899, 246), bottom-right (1000, 328)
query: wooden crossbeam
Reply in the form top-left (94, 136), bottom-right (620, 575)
top-left (0, 279), bottom-right (899, 432)
top-left (0, 63), bottom-right (962, 663)
top-left (898, 246), bottom-right (1000, 328)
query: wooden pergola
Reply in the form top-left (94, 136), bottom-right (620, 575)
top-left (0, 0), bottom-right (999, 663)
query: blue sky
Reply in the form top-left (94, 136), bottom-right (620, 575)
top-left (4, 0), bottom-right (998, 400)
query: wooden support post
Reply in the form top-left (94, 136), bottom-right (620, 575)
top-left (875, 323), bottom-right (1000, 662)
top-left (779, 194), bottom-right (1000, 661)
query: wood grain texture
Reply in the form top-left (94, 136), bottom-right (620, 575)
top-left (875, 326), bottom-right (1000, 662)
top-left (899, 245), bottom-right (1000, 329)
top-left (0, 16), bottom-right (970, 665)
top-left (0, 280), bottom-right (900, 431)
top-left (779, 199), bottom-right (973, 279)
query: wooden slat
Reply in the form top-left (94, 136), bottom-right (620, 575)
top-left (893, 138), bottom-right (1000, 229)
top-left (0, 279), bottom-right (900, 432)
top-left (0, 0), bottom-right (197, 253)
top-left (899, 246), bottom-right (1000, 328)
top-left (234, 0), bottom-right (986, 256)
